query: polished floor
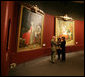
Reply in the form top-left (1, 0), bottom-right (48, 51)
top-left (8, 50), bottom-right (84, 76)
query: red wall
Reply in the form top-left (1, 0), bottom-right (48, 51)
top-left (1, 1), bottom-right (8, 76)
top-left (9, 14), bottom-right (54, 64)
top-left (1, 1), bottom-right (84, 76)
top-left (1, 1), bottom-right (15, 76)
top-left (66, 20), bottom-right (84, 53)
top-left (75, 20), bottom-right (84, 47)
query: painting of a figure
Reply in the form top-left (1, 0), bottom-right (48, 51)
top-left (55, 18), bottom-right (75, 46)
top-left (17, 5), bottom-right (44, 52)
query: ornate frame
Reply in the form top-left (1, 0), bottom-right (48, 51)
top-left (55, 17), bottom-right (75, 46)
top-left (17, 5), bottom-right (44, 52)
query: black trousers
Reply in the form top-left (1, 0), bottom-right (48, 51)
top-left (57, 49), bottom-right (61, 60)
top-left (61, 50), bottom-right (66, 61)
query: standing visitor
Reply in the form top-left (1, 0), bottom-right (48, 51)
top-left (60, 37), bottom-right (66, 62)
top-left (51, 36), bottom-right (57, 63)
top-left (56, 38), bottom-right (61, 60)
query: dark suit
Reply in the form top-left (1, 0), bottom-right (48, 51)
top-left (61, 40), bottom-right (66, 61)
top-left (56, 42), bottom-right (61, 60)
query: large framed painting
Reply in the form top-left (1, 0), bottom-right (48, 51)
top-left (17, 5), bottom-right (44, 52)
top-left (55, 17), bottom-right (75, 46)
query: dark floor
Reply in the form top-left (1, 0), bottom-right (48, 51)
top-left (8, 50), bottom-right (84, 76)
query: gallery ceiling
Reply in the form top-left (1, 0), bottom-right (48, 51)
top-left (18, 1), bottom-right (84, 20)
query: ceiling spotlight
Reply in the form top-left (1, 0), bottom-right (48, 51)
top-left (57, 14), bottom-right (73, 21)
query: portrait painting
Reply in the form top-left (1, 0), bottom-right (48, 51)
top-left (17, 5), bottom-right (44, 52)
top-left (55, 17), bottom-right (75, 46)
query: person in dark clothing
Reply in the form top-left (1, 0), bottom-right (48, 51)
top-left (60, 37), bottom-right (66, 61)
top-left (56, 38), bottom-right (61, 60)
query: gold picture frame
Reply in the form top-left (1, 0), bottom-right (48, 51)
top-left (55, 17), bottom-right (75, 46)
top-left (17, 5), bottom-right (44, 52)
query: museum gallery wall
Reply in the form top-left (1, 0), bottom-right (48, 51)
top-left (17, 5), bottom-right (76, 53)
top-left (1, 2), bottom-right (84, 75)
top-left (9, 3), bottom-right (84, 64)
